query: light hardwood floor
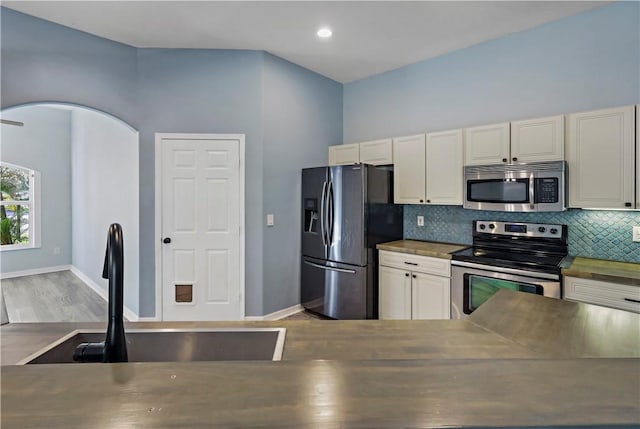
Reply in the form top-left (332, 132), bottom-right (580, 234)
top-left (1, 271), bottom-right (107, 323)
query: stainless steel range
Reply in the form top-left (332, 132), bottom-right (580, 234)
top-left (450, 220), bottom-right (568, 319)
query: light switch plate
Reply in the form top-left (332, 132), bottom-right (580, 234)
top-left (267, 214), bottom-right (275, 226)
top-left (417, 216), bottom-right (424, 227)
top-left (633, 226), bottom-right (640, 242)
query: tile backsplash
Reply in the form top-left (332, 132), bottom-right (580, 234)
top-left (403, 205), bottom-right (640, 263)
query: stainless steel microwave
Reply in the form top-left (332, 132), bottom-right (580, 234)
top-left (464, 161), bottom-right (566, 212)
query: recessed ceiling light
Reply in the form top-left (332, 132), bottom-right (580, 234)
top-left (317, 28), bottom-right (332, 38)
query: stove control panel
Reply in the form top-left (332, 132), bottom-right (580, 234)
top-left (475, 221), bottom-right (565, 239)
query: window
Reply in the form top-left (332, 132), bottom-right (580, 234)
top-left (0, 163), bottom-right (40, 250)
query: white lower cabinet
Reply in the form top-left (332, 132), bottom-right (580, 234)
top-left (564, 276), bottom-right (640, 314)
top-left (379, 266), bottom-right (412, 320)
top-left (411, 273), bottom-right (451, 320)
top-left (379, 251), bottom-right (451, 320)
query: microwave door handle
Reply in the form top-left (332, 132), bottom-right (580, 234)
top-left (529, 173), bottom-right (535, 209)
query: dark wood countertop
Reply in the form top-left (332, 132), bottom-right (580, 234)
top-left (562, 256), bottom-right (640, 285)
top-left (1, 319), bottom-right (542, 365)
top-left (3, 358), bottom-right (639, 429)
top-left (2, 291), bottom-right (639, 428)
top-left (376, 239), bottom-right (469, 259)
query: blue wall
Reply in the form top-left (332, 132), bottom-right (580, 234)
top-left (0, 8), bottom-right (138, 126)
top-left (1, 8), bottom-right (342, 317)
top-left (0, 107), bottom-right (73, 271)
top-left (262, 53), bottom-right (343, 314)
top-left (344, 2), bottom-right (640, 142)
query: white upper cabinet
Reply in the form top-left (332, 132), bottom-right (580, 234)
top-left (328, 143), bottom-right (359, 166)
top-left (510, 115), bottom-right (564, 162)
top-left (393, 134), bottom-right (426, 204)
top-left (358, 138), bottom-right (393, 165)
top-left (566, 105), bottom-right (635, 209)
top-left (328, 139), bottom-right (392, 166)
top-left (464, 122), bottom-right (510, 166)
top-left (426, 129), bottom-right (463, 205)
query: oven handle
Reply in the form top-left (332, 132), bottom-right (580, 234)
top-left (450, 260), bottom-right (560, 281)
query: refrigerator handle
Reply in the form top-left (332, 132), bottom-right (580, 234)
top-left (303, 260), bottom-right (356, 274)
top-left (320, 181), bottom-right (327, 246)
top-left (327, 181), bottom-right (334, 246)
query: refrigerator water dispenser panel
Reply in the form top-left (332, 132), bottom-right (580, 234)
top-left (304, 198), bottom-right (318, 233)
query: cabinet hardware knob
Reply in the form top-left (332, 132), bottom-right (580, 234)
top-left (625, 202), bottom-right (632, 207)
top-left (412, 274), bottom-right (416, 278)
top-left (419, 199), bottom-right (424, 203)
top-left (426, 199), bottom-right (431, 203)
top-left (512, 157), bottom-right (518, 162)
top-left (405, 273), bottom-right (410, 277)
top-left (624, 298), bottom-right (640, 304)
top-left (163, 237), bottom-right (172, 244)
top-left (502, 158), bottom-right (507, 162)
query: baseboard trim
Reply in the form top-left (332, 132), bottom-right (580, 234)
top-left (0, 265), bottom-right (71, 280)
top-left (69, 266), bottom-right (139, 322)
top-left (245, 304), bottom-right (303, 321)
top-left (136, 317), bottom-right (160, 322)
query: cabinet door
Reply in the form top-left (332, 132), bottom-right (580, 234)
top-left (510, 115), bottom-right (564, 162)
top-left (464, 122), bottom-right (510, 166)
top-left (392, 134), bottom-right (426, 204)
top-left (328, 143), bottom-right (359, 166)
top-left (411, 273), bottom-right (450, 320)
top-left (379, 266), bottom-right (412, 320)
top-left (637, 105), bottom-right (639, 209)
top-left (567, 105), bottom-right (635, 209)
top-left (359, 138), bottom-right (393, 165)
top-left (426, 129), bottom-right (463, 205)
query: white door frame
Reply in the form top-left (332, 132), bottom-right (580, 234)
top-left (154, 133), bottom-right (245, 321)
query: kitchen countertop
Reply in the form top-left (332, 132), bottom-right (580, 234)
top-left (376, 239), bottom-right (468, 259)
top-left (562, 256), bottom-right (640, 286)
top-left (2, 290), bottom-right (639, 428)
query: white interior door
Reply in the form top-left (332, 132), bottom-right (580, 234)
top-left (159, 135), bottom-right (243, 321)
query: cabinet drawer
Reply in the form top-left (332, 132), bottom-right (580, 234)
top-left (379, 250), bottom-right (450, 277)
top-left (564, 276), bottom-right (640, 313)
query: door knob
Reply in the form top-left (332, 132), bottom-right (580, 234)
top-left (163, 237), bottom-right (172, 244)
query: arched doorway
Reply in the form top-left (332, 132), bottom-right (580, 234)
top-left (1, 102), bottom-right (140, 322)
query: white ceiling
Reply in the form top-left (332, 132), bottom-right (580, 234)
top-left (3, 1), bottom-right (610, 83)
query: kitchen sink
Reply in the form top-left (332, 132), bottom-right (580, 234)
top-left (17, 328), bottom-right (286, 364)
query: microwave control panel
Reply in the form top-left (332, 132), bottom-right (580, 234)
top-left (535, 178), bottom-right (559, 203)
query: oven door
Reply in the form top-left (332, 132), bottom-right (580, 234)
top-left (451, 262), bottom-right (560, 319)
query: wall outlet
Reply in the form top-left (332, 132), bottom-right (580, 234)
top-left (633, 226), bottom-right (640, 242)
top-left (417, 216), bottom-right (424, 227)
top-left (267, 214), bottom-right (275, 226)
top-left (53, 247), bottom-right (60, 255)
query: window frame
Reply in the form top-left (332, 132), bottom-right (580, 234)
top-left (0, 162), bottom-right (41, 251)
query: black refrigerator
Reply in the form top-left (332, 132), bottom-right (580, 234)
top-left (301, 165), bottom-right (403, 319)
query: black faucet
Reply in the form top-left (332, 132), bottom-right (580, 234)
top-left (73, 223), bottom-right (128, 363)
